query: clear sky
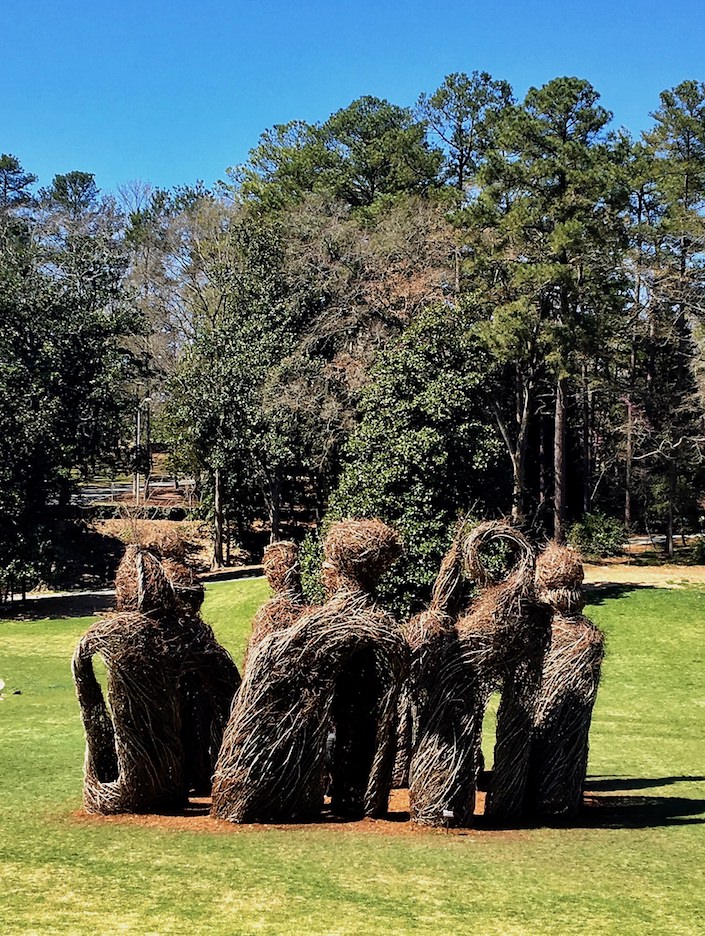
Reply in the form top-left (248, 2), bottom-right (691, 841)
top-left (2, 0), bottom-right (704, 193)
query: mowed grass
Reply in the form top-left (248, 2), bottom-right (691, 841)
top-left (1, 579), bottom-right (704, 935)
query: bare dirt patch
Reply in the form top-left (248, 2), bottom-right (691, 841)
top-left (69, 789), bottom-right (528, 839)
top-left (583, 561), bottom-right (705, 589)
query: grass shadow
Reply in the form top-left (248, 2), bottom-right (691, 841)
top-left (1, 591), bottom-right (115, 620)
top-left (576, 774), bottom-right (705, 829)
top-left (579, 793), bottom-right (705, 828)
top-left (584, 582), bottom-right (659, 604)
top-left (586, 774), bottom-right (705, 791)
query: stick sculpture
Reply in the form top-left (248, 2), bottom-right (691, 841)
top-left (73, 546), bottom-right (240, 813)
top-left (410, 521), bottom-right (550, 826)
top-left (244, 541), bottom-right (306, 669)
top-left (72, 608), bottom-right (186, 814)
top-left (211, 519), bottom-right (407, 823)
top-left (526, 542), bottom-right (604, 818)
top-left (396, 532), bottom-right (469, 788)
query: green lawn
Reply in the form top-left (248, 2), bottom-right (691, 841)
top-left (1, 580), bottom-right (703, 935)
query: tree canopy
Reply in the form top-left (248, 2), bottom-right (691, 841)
top-left (5, 71), bottom-right (705, 599)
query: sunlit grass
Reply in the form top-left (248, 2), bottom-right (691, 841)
top-left (1, 580), bottom-right (704, 934)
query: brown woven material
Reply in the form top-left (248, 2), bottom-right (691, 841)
top-left (263, 541), bottom-right (301, 592)
top-left (245, 541), bottom-right (307, 668)
top-left (114, 544), bottom-right (176, 615)
top-left (323, 519), bottom-right (402, 593)
top-left (212, 519), bottom-right (406, 824)
top-left (534, 541), bottom-right (585, 613)
top-left (325, 520), bottom-right (404, 814)
top-left (72, 612), bottom-right (186, 814)
top-left (465, 524), bottom-right (550, 824)
top-left (162, 557), bottom-right (206, 612)
top-left (535, 541), bottom-right (584, 592)
top-left (526, 544), bottom-right (604, 818)
top-left (391, 680), bottom-right (413, 788)
top-left (408, 624), bottom-right (479, 827)
top-left (395, 533), bottom-right (469, 789)
top-left (410, 521), bottom-right (550, 827)
top-left (74, 548), bottom-right (241, 810)
top-left (177, 610), bottom-right (242, 795)
top-left (211, 594), bottom-right (407, 823)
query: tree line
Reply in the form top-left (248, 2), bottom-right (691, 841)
top-left (2, 73), bottom-right (705, 607)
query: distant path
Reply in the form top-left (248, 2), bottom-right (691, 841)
top-left (5, 560), bottom-right (703, 620)
top-left (584, 561), bottom-right (705, 589)
top-left (1, 565), bottom-right (264, 619)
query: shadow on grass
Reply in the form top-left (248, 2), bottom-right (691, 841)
top-left (579, 793), bottom-right (705, 828)
top-left (584, 583), bottom-right (658, 604)
top-left (470, 773), bottom-right (705, 830)
top-left (472, 793), bottom-right (705, 831)
top-left (575, 774), bottom-right (705, 828)
top-left (182, 798), bottom-right (411, 825)
top-left (1, 592), bottom-right (115, 620)
top-left (586, 774), bottom-right (705, 791)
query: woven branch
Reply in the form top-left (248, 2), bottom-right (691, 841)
top-left (114, 544), bottom-right (176, 615)
top-left (162, 557), bottom-right (206, 613)
top-left (74, 548), bottom-right (241, 810)
top-left (212, 592), bottom-right (407, 823)
top-left (526, 543), bottom-right (604, 818)
top-left (245, 541), bottom-right (307, 670)
top-left (410, 521), bottom-right (549, 826)
top-left (527, 614), bottom-right (604, 817)
top-left (177, 613), bottom-right (242, 794)
top-left (396, 528), bottom-right (472, 789)
top-left (72, 613), bottom-right (186, 814)
top-left (323, 519), bottom-right (402, 593)
top-left (213, 519), bottom-right (406, 824)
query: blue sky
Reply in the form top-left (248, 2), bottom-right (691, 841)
top-left (2, 0), bottom-right (704, 193)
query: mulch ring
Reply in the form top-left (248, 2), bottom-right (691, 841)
top-left (69, 789), bottom-right (533, 839)
top-left (68, 786), bottom-right (661, 836)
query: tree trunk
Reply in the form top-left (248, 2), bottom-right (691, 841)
top-left (315, 470), bottom-right (327, 524)
top-left (538, 414), bottom-right (546, 509)
top-left (143, 400), bottom-right (152, 503)
top-left (581, 364), bottom-right (591, 514)
top-left (666, 462), bottom-right (676, 559)
top-left (212, 468), bottom-right (224, 569)
top-left (492, 376), bottom-right (531, 526)
top-left (269, 470), bottom-right (282, 544)
top-left (625, 400), bottom-right (633, 532)
top-left (134, 402), bottom-right (141, 503)
top-left (510, 453), bottom-right (526, 525)
top-left (553, 376), bottom-right (568, 543)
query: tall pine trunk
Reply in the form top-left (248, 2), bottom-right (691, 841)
top-left (553, 376), bottom-right (568, 543)
top-left (625, 399), bottom-right (633, 531)
top-left (581, 363), bottom-right (591, 513)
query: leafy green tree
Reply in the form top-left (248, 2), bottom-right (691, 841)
top-left (0, 154), bottom-right (36, 215)
top-left (417, 71), bottom-right (513, 194)
top-left (229, 96), bottom-right (442, 210)
top-left (624, 82), bottom-right (705, 552)
top-left (465, 77), bottom-right (628, 535)
top-left (230, 121), bottom-right (329, 209)
top-left (319, 96), bottom-right (443, 206)
top-left (255, 190), bottom-right (457, 524)
top-left (321, 305), bottom-right (503, 616)
top-left (0, 162), bottom-right (136, 594)
top-left (163, 198), bottom-right (304, 562)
